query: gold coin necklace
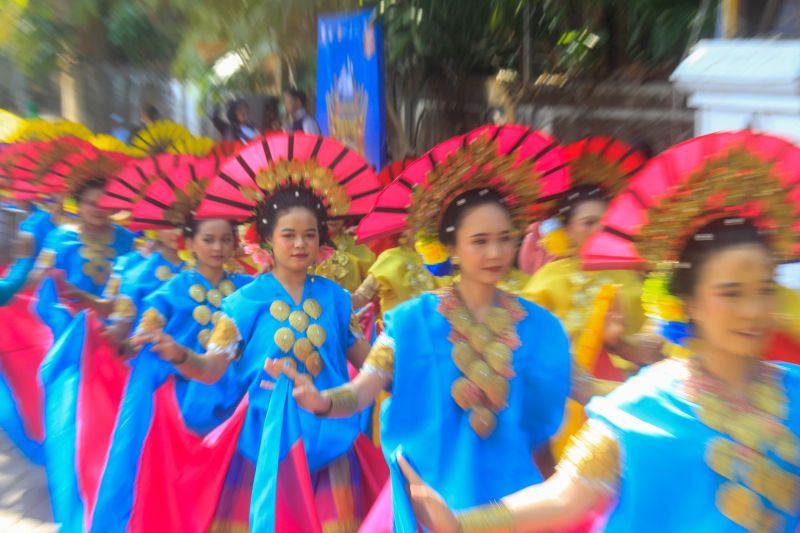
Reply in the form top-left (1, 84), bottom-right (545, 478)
top-left (268, 292), bottom-right (326, 380)
top-left (683, 357), bottom-right (800, 531)
top-left (439, 284), bottom-right (526, 438)
top-left (79, 228), bottom-right (116, 287)
top-left (188, 271), bottom-right (237, 349)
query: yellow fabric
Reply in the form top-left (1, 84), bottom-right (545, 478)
top-left (334, 233), bottom-right (376, 279)
top-left (520, 256), bottom-right (644, 457)
top-left (776, 285), bottom-right (800, 340)
top-left (314, 249), bottom-right (363, 293)
top-left (367, 246), bottom-right (438, 314)
top-left (497, 268), bottom-right (530, 297)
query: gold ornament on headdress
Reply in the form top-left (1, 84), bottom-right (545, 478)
top-left (637, 146), bottom-right (799, 265)
top-left (568, 152), bottom-right (629, 197)
top-left (407, 133), bottom-right (541, 240)
top-left (164, 178), bottom-right (211, 228)
top-left (65, 154), bottom-right (125, 196)
top-left (241, 159), bottom-right (351, 217)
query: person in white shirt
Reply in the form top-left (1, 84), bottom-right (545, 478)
top-left (283, 88), bottom-right (321, 134)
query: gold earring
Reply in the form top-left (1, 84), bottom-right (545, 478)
top-left (452, 256), bottom-right (460, 265)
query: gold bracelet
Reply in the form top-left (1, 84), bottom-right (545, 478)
top-left (354, 275), bottom-right (379, 301)
top-left (456, 501), bottom-right (514, 533)
top-left (319, 385), bottom-right (358, 417)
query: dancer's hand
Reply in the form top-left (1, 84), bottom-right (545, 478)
top-left (397, 453), bottom-right (460, 533)
top-left (132, 331), bottom-right (184, 364)
top-left (262, 359), bottom-right (330, 414)
top-left (628, 331), bottom-right (664, 366)
top-left (603, 295), bottom-right (625, 348)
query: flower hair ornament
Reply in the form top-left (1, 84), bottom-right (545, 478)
top-left (195, 132), bottom-right (383, 234)
top-left (356, 125), bottom-right (570, 244)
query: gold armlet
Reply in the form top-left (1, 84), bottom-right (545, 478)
top-left (456, 501), bottom-right (514, 533)
top-left (355, 275), bottom-right (379, 301)
top-left (319, 385), bottom-right (358, 417)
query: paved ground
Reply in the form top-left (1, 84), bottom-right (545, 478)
top-left (0, 432), bottom-right (56, 532)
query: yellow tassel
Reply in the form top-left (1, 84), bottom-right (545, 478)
top-left (574, 284), bottom-right (618, 372)
top-left (63, 197), bottom-right (77, 215)
top-left (143, 230), bottom-right (159, 241)
top-left (178, 249), bottom-right (194, 264)
top-left (414, 235), bottom-right (449, 265)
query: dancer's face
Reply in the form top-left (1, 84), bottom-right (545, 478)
top-left (157, 229), bottom-right (181, 250)
top-left (270, 207), bottom-right (319, 274)
top-left (188, 219), bottom-right (235, 271)
top-left (452, 202), bottom-right (516, 287)
top-left (78, 186), bottom-right (112, 229)
top-left (565, 199), bottom-right (606, 250)
top-left (686, 244), bottom-right (776, 360)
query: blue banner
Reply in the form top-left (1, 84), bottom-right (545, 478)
top-left (317, 9), bottom-right (386, 170)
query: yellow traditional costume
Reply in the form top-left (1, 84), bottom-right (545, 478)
top-left (521, 137), bottom-right (648, 457)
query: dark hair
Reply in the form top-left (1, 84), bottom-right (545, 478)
top-left (184, 217), bottom-right (238, 240)
top-left (438, 188), bottom-right (511, 246)
top-left (670, 217), bottom-right (771, 299)
top-left (226, 100), bottom-right (241, 126)
top-left (555, 184), bottom-right (609, 225)
top-left (284, 88), bottom-right (307, 107)
top-left (256, 186), bottom-right (330, 245)
top-left (143, 104), bottom-right (159, 122)
top-left (74, 178), bottom-right (107, 203)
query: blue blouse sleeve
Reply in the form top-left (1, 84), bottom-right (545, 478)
top-left (517, 302), bottom-right (571, 447)
top-left (133, 279), bottom-right (175, 334)
top-left (335, 284), bottom-right (359, 351)
top-left (0, 257), bottom-right (35, 305)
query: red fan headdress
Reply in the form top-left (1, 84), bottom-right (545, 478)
top-left (581, 131), bottom-right (800, 270)
top-left (129, 156), bottom-right (221, 231)
top-left (52, 148), bottom-right (131, 198)
top-left (195, 132), bottom-right (382, 223)
top-left (209, 140), bottom-right (244, 160)
top-left (99, 153), bottom-right (198, 210)
top-left (356, 125), bottom-right (570, 243)
top-left (0, 137), bottom-right (95, 199)
top-left (376, 158), bottom-right (413, 186)
top-left (564, 136), bottom-right (647, 196)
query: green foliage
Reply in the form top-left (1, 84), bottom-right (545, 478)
top-left (1, 0), bottom-right (183, 80)
top-left (372, 0), bottom-right (527, 77)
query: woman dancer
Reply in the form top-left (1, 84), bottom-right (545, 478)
top-left (400, 131), bottom-right (800, 533)
top-left (278, 125), bottom-right (572, 527)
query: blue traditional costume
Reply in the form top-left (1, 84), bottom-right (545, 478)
top-left (350, 125), bottom-right (573, 530)
top-left (455, 131), bottom-right (800, 532)
top-left (559, 358), bottom-right (800, 532)
top-left (90, 132), bottom-right (388, 532)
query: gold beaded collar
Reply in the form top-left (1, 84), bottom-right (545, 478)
top-left (437, 284), bottom-right (526, 438)
top-left (680, 357), bottom-right (800, 529)
top-left (78, 228), bottom-right (116, 286)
